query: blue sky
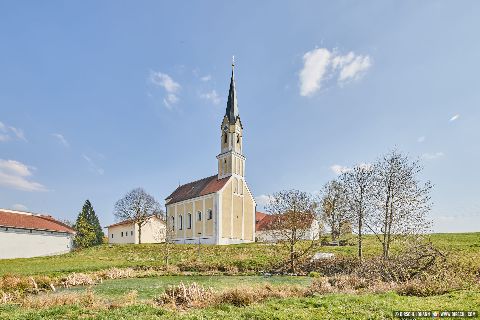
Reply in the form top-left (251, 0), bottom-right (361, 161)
top-left (1, 1), bottom-right (479, 232)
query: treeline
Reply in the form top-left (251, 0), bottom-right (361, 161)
top-left (320, 150), bottom-right (432, 259)
top-left (264, 150), bottom-right (432, 271)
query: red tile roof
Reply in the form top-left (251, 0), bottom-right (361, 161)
top-left (0, 209), bottom-right (75, 234)
top-left (165, 174), bottom-right (230, 205)
top-left (105, 219), bottom-right (135, 228)
top-left (105, 215), bottom-right (165, 228)
top-left (255, 211), bottom-right (275, 232)
top-left (255, 211), bottom-right (315, 232)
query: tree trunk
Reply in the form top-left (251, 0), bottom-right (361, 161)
top-left (358, 210), bottom-right (363, 261)
top-left (138, 222), bottom-right (142, 244)
top-left (290, 243), bottom-right (295, 273)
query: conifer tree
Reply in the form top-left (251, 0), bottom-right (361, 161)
top-left (74, 214), bottom-right (97, 249)
top-left (74, 200), bottom-right (104, 247)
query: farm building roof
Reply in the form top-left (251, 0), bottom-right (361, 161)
top-left (255, 211), bottom-right (315, 232)
top-left (0, 209), bottom-right (75, 234)
top-left (105, 215), bottom-right (164, 228)
top-left (165, 174), bottom-right (230, 205)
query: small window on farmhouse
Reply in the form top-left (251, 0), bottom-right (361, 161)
top-left (187, 213), bottom-right (192, 229)
top-left (197, 211), bottom-right (202, 221)
top-left (179, 215), bottom-right (183, 230)
top-left (208, 209), bottom-right (213, 220)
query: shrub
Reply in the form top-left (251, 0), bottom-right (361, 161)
top-left (308, 271), bottom-right (321, 278)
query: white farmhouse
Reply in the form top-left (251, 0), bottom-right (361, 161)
top-left (106, 215), bottom-right (166, 244)
top-left (0, 209), bottom-right (75, 259)
top-left (255, 211), bottom-right (321, 243)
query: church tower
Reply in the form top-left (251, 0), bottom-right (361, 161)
top-left (165, 59), bottom-right (255, 245)
top-left (217, 60), bottom-right (245, 182)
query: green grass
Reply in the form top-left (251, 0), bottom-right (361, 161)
top-left (1, 232), bottom-right (478, 277)
top-left (1, 233), bottom-right (479, 319)
top-left (1, 290), bottom-right (479, 319)
top-left (60, 275), bottom-right (313, 300)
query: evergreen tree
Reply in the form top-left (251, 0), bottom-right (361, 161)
top-left (74, 200), bottom-right (104, 247)
top-left (74, 214), bottom-right (97, 249)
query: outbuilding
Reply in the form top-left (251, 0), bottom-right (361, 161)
top-left (106, 215), bottom-right (166, 244)
top-left (0, 209), bottom-right (75, 259)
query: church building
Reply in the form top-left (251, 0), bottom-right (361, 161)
top-left (165, 63), bottom-right (256, 245)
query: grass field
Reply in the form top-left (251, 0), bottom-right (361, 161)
top-left (60, 275), bottom-right (313, 299)
top-left (0, 233), bottom-right (479, 319)
top-left (1, 233), bottom-right (478, 277)
top-left (1, 290), bottom-right (479, 319)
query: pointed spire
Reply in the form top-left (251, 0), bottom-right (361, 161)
top-left (226, 56), bottom-right (239, 124)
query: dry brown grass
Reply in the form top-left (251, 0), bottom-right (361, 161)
top-left (20, 289), bottom-right (104, 309)
top-left (61, 272), bottom-right (97, 288)
top-left (155, 282), bottom-right (215, 308)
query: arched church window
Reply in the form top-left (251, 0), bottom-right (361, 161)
top-left (179, 215), bottom-right (183, 230)
top-left (208, 209), bottom-right (213, 220)
top-left (197, 211), bottom-right (202, 221)
top-left (187, 213), bottom-right (192, 229)
top-left (234, 178), bottom-right (238, 193)
top-left (224, 134), bottom-right (227, 144)
top-left (171, 216), bottom-right (175, 231)
top-left (237, 135), bottom-right (240, 143)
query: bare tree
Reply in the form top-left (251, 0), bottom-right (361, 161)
top-left (369, 150), bottom-right (432, 259)
top-left (341, 164), bottom-right (375, 260)
top-left (320, 179), bottom-right (349, 242)
top-left (162, 215), bottom-right (177, 267)
top-left (114, 188), bottom-right (163, 244)
top-left (265, 190), bottom-right (320, 273)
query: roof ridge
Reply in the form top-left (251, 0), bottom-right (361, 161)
top-left (36, 215), bottom-right (75, 231)
top-left (178, 174), bottom-right (217, 188)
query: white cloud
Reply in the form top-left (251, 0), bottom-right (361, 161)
top-left (200, 75), bottom-right (212, 82)
top-left (0, 121), bottom-right (26, 142)
top-left (338, 55), bottom-right (371, 83)
top-left (12, 203), bottom-right (28, 211)
top-left (421, 152), bottom-right (444, 160)
top-left (163, 93), bottom-right (179, 109)
top-left (417, 136), bottom-right (426, 143)
top-left (299, 48), bottom-right (372, 96)
top-left (0, 159), bottom-right (47, 192)
top-left (330, 164), bottom-right (351, 175)
top-left (200, 90), bottom-right (221, 105)
top-left (149, 71), bottom-right (181, 109)
top-left (299, 48), bottom-right (332, 96)
top-left (51, 133), bottom-right (69, 147)
top-left (330, 163), bottom-right (372, 175)
top-left (82, 154), bottom-right (104, 175)
top-left (255, 194), bottom-right (272, 208)
top-left (449, 114), bottom-right (460, 122)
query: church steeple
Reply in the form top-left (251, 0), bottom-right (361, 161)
top-left (225, 57), bottom-right (239, 125)
top-left (217, 59), bottom-right (245, 180)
